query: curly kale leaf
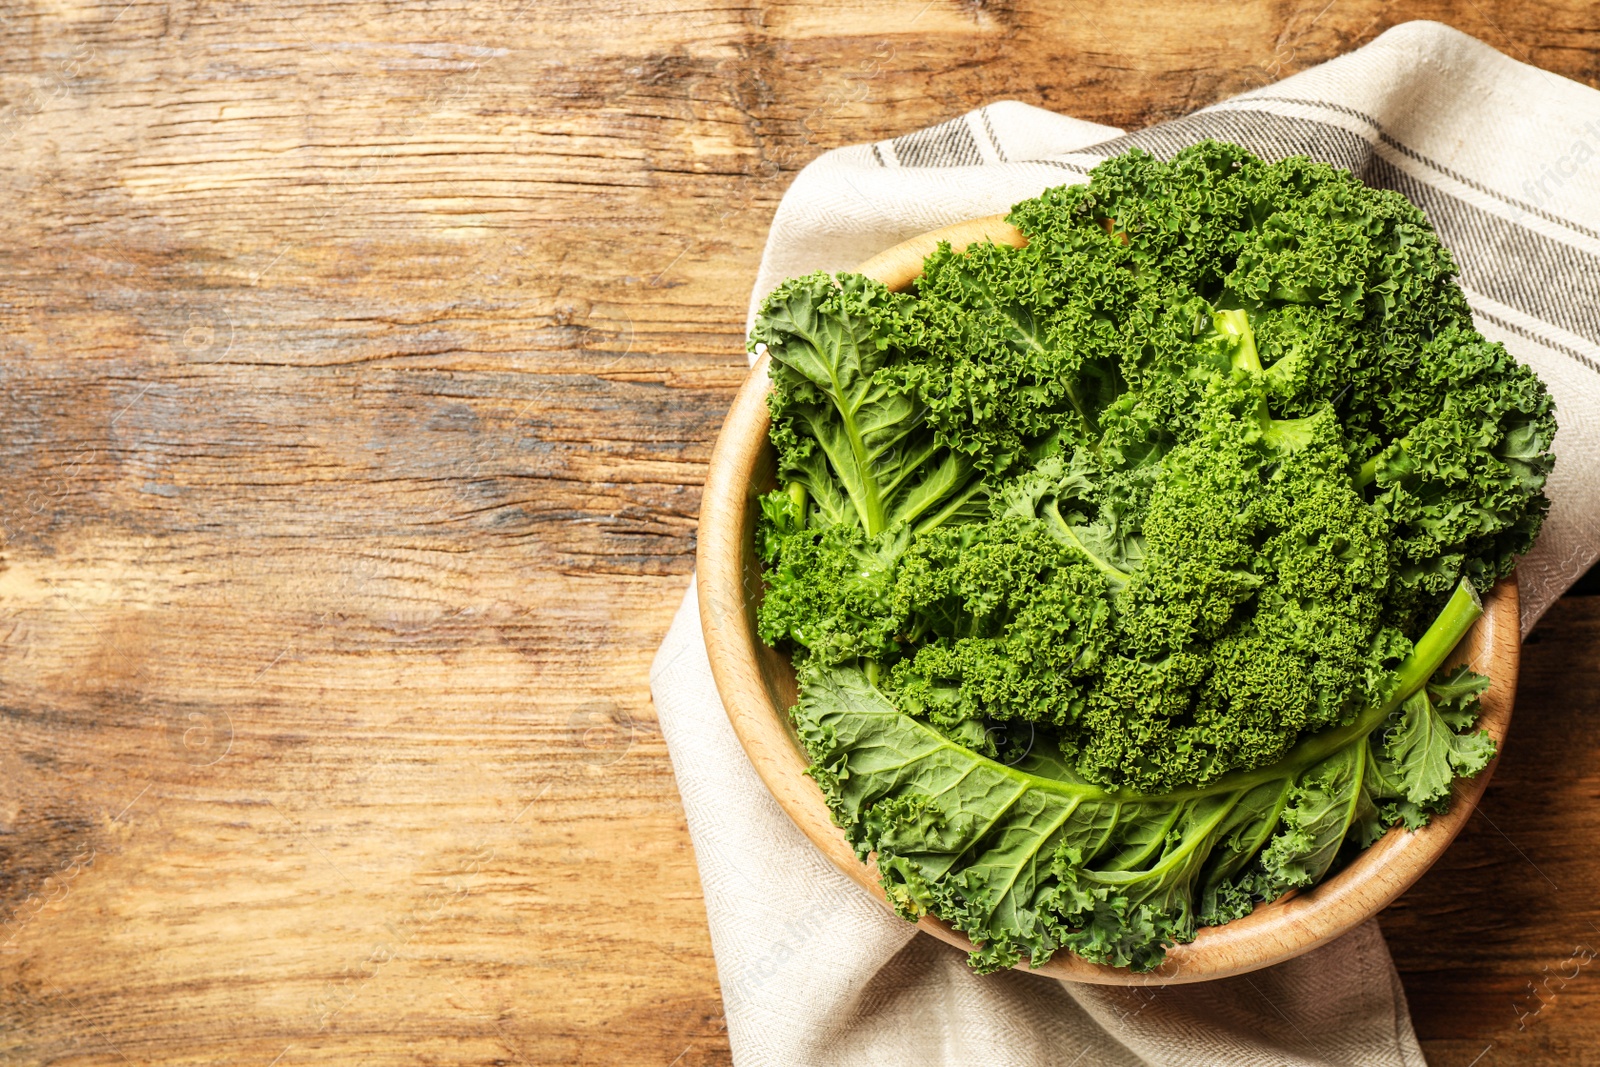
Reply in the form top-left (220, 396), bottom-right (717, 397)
top-left (753, 271), bottom-right (1004, 673)
top-left (1006, 141), bottom-right (1556, 615)
top-left (753, 271), bottom-right (989, 538)
top-left (794, 582), bottom-right (1490, 974)
top-left (883, 518), bottom-right (1115, 748)
top-left (900, 239), bottom-right (1130, 473)
top-left (953, 307), bottom-right (1403, 794)
top-left (995, 448), bottom-right (1145, 586)
top-left (1359, 664), bottom-right (1496, 835)
top-left (1355, 324), bottom-right (1557, 625)
top-left (756, 517), bottom-right (911, 669)
top-left (1071, 404), bottom-right (1404, 793)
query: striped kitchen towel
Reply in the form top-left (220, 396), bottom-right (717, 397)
top-left (653, 20), bottom-right (1599, 1066)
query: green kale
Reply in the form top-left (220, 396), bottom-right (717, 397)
top-left (795, 583), bottom-right (1490, 973)
top-left (880, 305), bottom-right (1406, 794)
top-left (748, 140), bottom-right (1550, 972)
top-left (907, 141), bottom-right (1554, 622)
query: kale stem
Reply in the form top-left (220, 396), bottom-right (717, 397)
top-left (1353, 452), bottom-right (1381, 489)
top-left (1214, 308), bottom-right (1263, 374)
top-left (788, 481), bottom-right (809, 525)
top-left (1400, 578), bottom-right (1484, 691)
top-left (1354, 437), bottom-right (1414, 490)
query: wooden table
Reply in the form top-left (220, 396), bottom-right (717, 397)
top-left (1, 2), bottom-right (1595, 1063)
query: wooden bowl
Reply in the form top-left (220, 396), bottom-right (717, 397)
top-left (696, 216), bottom-right (1520, 985)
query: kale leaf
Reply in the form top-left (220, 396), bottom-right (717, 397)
top-left (795, 584), bottom-right (1490, 973)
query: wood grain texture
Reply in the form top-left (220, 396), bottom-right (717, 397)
top-left (0, 0), bottom-right (1594, 1063)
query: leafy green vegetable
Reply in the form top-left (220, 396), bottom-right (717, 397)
top-left (751, 140), bottom-right (1550, 971)
top-left (906, 144), bottom-right (1555, 626)
top-left (795, 582), bottom-right (1491, 973)
top-left (754, 272), bottom-right (988, 538)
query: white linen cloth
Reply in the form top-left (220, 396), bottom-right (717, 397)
top-left (651, 21), bottom-right (1600, 1065)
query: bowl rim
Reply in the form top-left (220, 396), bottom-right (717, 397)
top-left (695, 215), bottom-right (1520, 985)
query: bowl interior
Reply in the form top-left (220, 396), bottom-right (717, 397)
top-left (696, 217), bottom-right (1521, 985)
